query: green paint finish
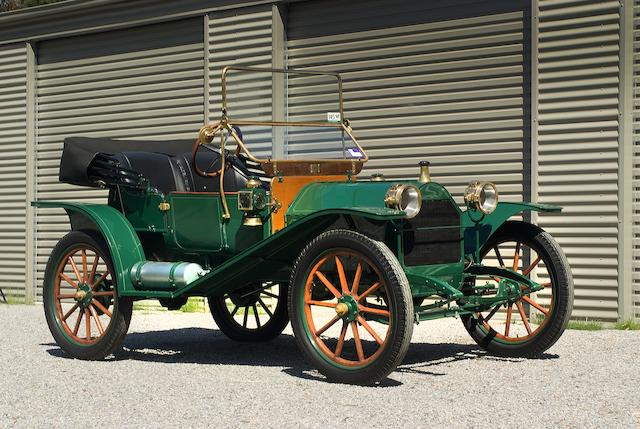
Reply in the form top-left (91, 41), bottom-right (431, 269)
top-left (462, 202), bottom-right (561, 257)
top-left (118, 188), bottom-right (167, 233)
top-left (167, 193), bottom-right (264, 254)
top-left (32, 201), bottom-right (146, 295)
top-left (286, 180), bottom-right (440, 224)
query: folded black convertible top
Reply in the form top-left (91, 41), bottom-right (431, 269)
top-left (59, 136), bottom-right (194, 187)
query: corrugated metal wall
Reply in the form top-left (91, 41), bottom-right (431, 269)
top-left (536, 0), bottom-right (621, 320)
top-left (0, 43), bottom-right (27, 301)
top-left (35, 18), bottom-right (205, 298)
top-left (286, 0), bottom-right (530, 203)
top-left (633, 0), bottom-right (640, 318)
top-left (208, 6), bottom-right (273, 157)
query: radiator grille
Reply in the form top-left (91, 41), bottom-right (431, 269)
top-left (403, 199), bottom-right (461, 266)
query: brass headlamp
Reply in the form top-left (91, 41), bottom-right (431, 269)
top-left (464, 181), bottom-right (498, 214)
top-left (384, 184), bottom-right (422, 218)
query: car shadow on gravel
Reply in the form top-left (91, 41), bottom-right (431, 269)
top-left (43, 327), bottom-right (558, 385)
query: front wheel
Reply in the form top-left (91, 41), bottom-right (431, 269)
top-left (461, 221), bottom-right (573, 357)
top-left (43, 231), bottom-right (132, 360)
top-left (289, 230), bottom-right (414, 385)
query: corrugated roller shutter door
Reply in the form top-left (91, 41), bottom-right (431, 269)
top-left (634, 0), bottom-right (640, 318)
top-left (0, 43), bottom-right (27, 302)
top-left (35, 19), bottom-right (205, 299)
top-left (537, 1), bottom-right (620, 320)
top-left (287, 0), bottom-right (529, 203)
top-left (208, 6), bottom-right (273, 157)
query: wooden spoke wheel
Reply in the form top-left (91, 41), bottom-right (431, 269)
top-left (461, 221), bottom-right (573, 357)
top-left (44, 231), bottom-right (132, 360)
top-left (289, 230), bottom-right (413, 385)
top-left (208, 283), bottom-right (289, 342)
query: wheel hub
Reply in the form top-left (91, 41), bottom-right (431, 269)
top-left (74, 283), bottom-right (93, 308)
top-left (336, 294), bottom-right (359, 322)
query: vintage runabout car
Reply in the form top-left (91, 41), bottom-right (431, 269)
top-left (36, 67), bottom-right (573, 384)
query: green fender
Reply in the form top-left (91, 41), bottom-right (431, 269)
top-left (462, 201), bottom-right (561, 256)
top-left (32, 201), bottom-right (145, 295)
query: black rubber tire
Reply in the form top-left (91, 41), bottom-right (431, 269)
top-left (208, 283), bottom-right (289, 342)
top-left (289, 229), bottom-right (414, 385)
top-left (43, 230), bottom-right (133, 360)
top-left (461, 221), bottom-right (573, 357)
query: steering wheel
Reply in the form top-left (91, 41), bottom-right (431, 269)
top-left (192, 125), bottom-right (242, 178)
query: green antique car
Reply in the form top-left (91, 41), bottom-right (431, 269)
top-left (36, 67), bottom-right (573, 384)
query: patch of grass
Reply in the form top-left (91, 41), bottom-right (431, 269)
top-left (1, 293), bottom-right (25, 305)
top-left (133, 300), bottom-right (166, 313)
top-left (180, 297), bottom-right (206, 313)
top-left (567, 319), bottom-right (603, 331)
top-left (613, 319), bottom-right (640, 331)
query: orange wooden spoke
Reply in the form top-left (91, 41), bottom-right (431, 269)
top-left (56, 293), bottom-right (76, 299)
top-left (62, 302), bottom-right (80, 321)
top-left (91, 299), bottom-right (112, 318)
top-left (316, 315), bottom-right (340, 336)
top-left (522, 256), bottom-right (541, 276)
top-left (89, 255), bottom-right (99, 283)
top-left (358, 282), bottom-right (381, 301)
top-left (483, 304), bottom-right (501, 323)
top-left (68, 256), bottom-right (83, 284)
top-left (91, 272), bottom-right (110, 290)
top-left (334, 255), bottom-right (349, 294)
top-left (60, 273), bottom-right (78, 289)
top-left (359, 305), bottom-right (390, 318)
top-left (73, 310), bottom-right (83, 335)
top-left (89, 305), bottom-right (104, 335)
top-left (314, 270), bottom-right (342, 299)
top-left (85, 308), bottom-right (91, 339)
top-left (305, 300), bottom-right (336, 308)
top-left (522, 295), bottom-right (549, 315)
top-left (334, 322), bottom-right (348, 358)
top-left (92, 291), bottom-right (114, 297)
top-left (540, 281), bottom-right (552, 288)
top-left (504, 303), bottom-right (513, 336)
top-left (81, 250), bottom-right (88, 283)
top-left (357, 315), bottom-right (384, 345)
top-left (494, 246), bottom-right (505, 268)
top-left (351, 262), bottom-right (362, 295)
top-left (512, 242), bottom-right (521, 271)
top-left (516, 301), bottom-right (532, 334)
top-left (351, 322), bottom-right (365, 361)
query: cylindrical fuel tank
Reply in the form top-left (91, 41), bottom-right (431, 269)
top-left (130, 261), bottom-right (205, 290)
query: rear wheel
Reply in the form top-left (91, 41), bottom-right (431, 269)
top-left (461, 221), bottom-right (573, 356)
top-left (289, 230), bottom-right (413, 385)
top-left (43, 231), bottom-right (132, 360)
top-left (208, 283), bottom-right (289, 341)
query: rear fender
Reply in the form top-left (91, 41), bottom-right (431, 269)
top-left (462, 202), bottom-right (561, 256)
top-left (32, 201), bottom-right (145, 295)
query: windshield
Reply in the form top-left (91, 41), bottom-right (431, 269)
top-left (210, 66), bottom-right (368, 164)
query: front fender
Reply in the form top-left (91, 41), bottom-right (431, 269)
top-left (462, 202), bottom-right (561, 256)
top-left (32, 201), bottom-right (145, 295)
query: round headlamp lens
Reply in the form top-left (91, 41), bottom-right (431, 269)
top-left (384, 184), bottom-right (422, 218)
top-left (464, 181), bottom-right (498, 214)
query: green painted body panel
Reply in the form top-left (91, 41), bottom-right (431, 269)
top-left (31, 201), bottom-right (146, 295)
top-left (286, 180), bottom-right (450, 224)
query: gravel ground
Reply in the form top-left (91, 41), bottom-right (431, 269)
top-left (0, 304), bottom-right (638, 428)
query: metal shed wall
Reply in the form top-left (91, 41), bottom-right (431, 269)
top-left (34, 18), bottom-right (205, 298)
top-left (208, 5), bottom-right (274, 157)
top-left (634, 0), bottom-right (640, 318)
top-left (536, 0), bottom-right (621, 320)
top-left (0, 43), bottom-right (28, 301)
top-left (286, 0), bottom-right (530, 203)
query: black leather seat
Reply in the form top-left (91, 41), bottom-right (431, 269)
top-left (112, 152), bottom-right (187, 194)
top-left (108, 127), bottom-right (271, 193)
